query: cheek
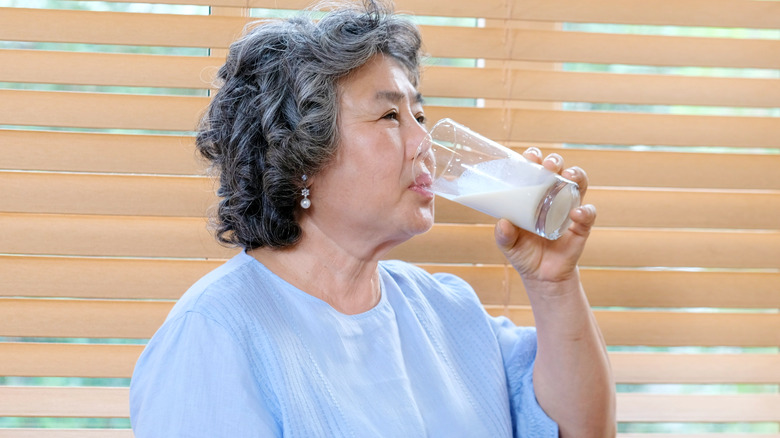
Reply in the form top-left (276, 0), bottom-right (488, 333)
top-left (334, 130), bottom-right (406, 194)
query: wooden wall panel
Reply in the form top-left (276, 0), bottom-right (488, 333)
top-left (1, 0), bottom-right (777, 432)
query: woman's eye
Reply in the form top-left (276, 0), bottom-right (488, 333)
top-left (416, 114), bottom-right (427, 125)
top-left (382, 111), bottom-right (398, 120)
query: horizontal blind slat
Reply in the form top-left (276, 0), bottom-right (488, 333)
top-left (0, 212), bottom-right (239, 259)
top-left (0, 298), bottom-right (172, 339)
top-left (4, 91), bottom-right (778, 147)
top-left (0, 172), bottom-right (216, 217)
top-left (4, 343), bottom-right (777, 384)
top-left (435, 189), bottom-right (780, 229)
top-left (617, 435), bottom-right (780, 438)
top-left (8, 387), bottom-right (775, 421)
top-left (3, 9), bottom-right (778, 67)
top-left (1, 214), bottom-right (777, 268)
top-left (610, 352), bottom-right (780, 384)
top-left (0, 386), bottom-right (129, 417)
top-left (0, 255), bottom-right (222, 300)
top-left (5, 51), bottom-right (779, 109)
top-left (421, 67), bottom-right (780, 108)
top-left (0, 430), bottom-right (133, 438)
top-left (421, 27), bottom-right (780, 68)
top-left (0, 8), bottom-right (243, 48)
top-left (419, 264), bottom-right (780, 309)
top-left (424, 106), bottom-right (780, 148)
top-left (54, 0), bottom-right (780, 28)
top-left (0, 130), bottom-right (202, 175)
top-left (510, 0), bottom-right (780, 28)
top-left (3, 131), bottom-right (778, 190)
top-left (0, 49), bottom-right (219, 89)
top-left (5, 172), bottom-right (778, 229)
top-left (0, 90), bottom-right (207, 131)
top-left (0, 343), bottom-right (143, 378)
top-left (392, 225), bottom-right (780, 269)
top-left (3, 256), bottom-right (776, 308)
top-left (616, 394), bottom-right (780, 422)
top-left (488, 306), bottom-right (780, 347)
top-left (4, 299), bottom-right (777, 346)
top-left (557, 148), bottom-right (780, 191)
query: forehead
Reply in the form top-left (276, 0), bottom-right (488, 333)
top-left (338, 55), bottom-right (420, 104)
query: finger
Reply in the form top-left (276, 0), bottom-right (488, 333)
top-left (568, 204), bottom-right (597, 238)
top-left (562, 166), bottom-right (589, 197)
top-left (522, 147), bottom-right (543, 164)
top-left (542, 153), bottom-right (563, 173)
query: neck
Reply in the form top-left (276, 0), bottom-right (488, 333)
top-left (248, 220), bottom-right (384, 315)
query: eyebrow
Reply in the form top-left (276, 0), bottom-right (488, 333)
top-left (375, 90), bottom-right (425, 105)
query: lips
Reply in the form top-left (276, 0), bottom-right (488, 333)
top-left (411, 172), bottom-right (432, 189)
top-left (408, 171), bottom-right (434, 199)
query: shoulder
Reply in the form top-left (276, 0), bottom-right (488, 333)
top-left (167, 251), bottom-right (269, 322)
top-left (171, 251), bottom-right (255, 310)
top-left (156, 251), bottom-right (288, 352)
top-left (379, 259), bottom-right (483, 311)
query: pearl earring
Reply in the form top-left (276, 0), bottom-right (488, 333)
top-left (300, 175), bottom-right (311, 209)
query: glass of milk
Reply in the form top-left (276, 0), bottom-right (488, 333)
top-left (416, 118), bottom-right (580, 240)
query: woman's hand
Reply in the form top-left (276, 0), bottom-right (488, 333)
top-left (494, 148), bottom-right (596, 289)
top-left (496, 149), bottom-right (616, 437)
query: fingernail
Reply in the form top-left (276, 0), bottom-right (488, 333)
top-left (526, 147), bottom-right (541, 157)
top-left (547, 154), bottom-right (561, 166)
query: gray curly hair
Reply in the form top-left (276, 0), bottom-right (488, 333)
top-left (196, 0), bottom-right (423, 249)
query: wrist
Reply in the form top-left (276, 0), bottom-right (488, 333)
top-left (521, 268), bottom-right (582, 299)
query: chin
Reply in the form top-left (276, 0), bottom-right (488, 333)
top-left (409, 207), bottom-right (435, 235)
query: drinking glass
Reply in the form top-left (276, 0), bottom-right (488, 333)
top-left (416, 118), bottom-right (580, 240)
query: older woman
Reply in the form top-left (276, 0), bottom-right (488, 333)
top-left (129, 1), bottom-right (615, 436)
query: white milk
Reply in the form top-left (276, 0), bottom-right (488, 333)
top-left (452, 179), bottom-right (577, 236)
top-left (431, 157), bottom-right (579, 237)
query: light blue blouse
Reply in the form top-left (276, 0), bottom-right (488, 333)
top-left (130, 251), bottom-right (557, 437)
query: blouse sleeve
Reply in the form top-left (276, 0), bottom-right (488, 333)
top-left (489, 315), bottom-right (559, 438)
top-left (130, 311), bottom-right (279, 437)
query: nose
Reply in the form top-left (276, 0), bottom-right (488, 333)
top-left (411, 126), bottom-right (434, 181)
top-left (407, 121), bottom-right (430, 162)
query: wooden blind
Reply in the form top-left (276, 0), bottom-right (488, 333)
top-left (0, 0), bottom-right (778, 436)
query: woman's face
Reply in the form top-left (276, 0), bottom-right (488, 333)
top-left (304, 54), bottom-right (434, 255)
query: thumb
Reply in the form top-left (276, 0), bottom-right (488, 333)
top-left (494, 218), bottom-right (522, 251)
top-left (568, 204), bottom-right (598, 239)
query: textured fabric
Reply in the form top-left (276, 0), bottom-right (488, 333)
top-left (130, 251), bottom-right (558, 437)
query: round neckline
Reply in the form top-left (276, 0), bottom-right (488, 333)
top-left (239, 250), bottom-right (389, 320)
